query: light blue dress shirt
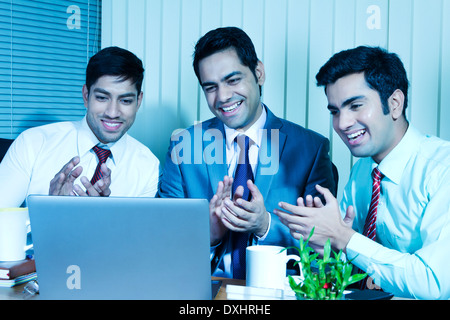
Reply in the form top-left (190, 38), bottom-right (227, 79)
top-left (341, 125), bottom-right (450, 299)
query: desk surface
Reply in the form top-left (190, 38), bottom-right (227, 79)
top-left (0, 277), bottom-right (242, 300)
top-left (1, 278), bottom-right (404, 300)
top-left (0, 282), bottom-right (31, 300)
top-left (213, 277), bottom-right (245, 300)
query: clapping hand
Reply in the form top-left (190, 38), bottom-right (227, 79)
top-left (49, 157), bottom-right (111, 197)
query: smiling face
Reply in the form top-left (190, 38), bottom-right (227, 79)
top-left (198, 48), bottom-right (265, 132)
top-left (326, 72), bottom-right (407, 163)
top-left (83, 75), bottom-right (143, 144)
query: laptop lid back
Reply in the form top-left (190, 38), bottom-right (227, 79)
top-left (27, 196), bottom-right (211, 300)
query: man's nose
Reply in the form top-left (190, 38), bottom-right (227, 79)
top-left (217, 85), bottom-right (233, 103)
top-left (104, 100), bottom-right (120, 118)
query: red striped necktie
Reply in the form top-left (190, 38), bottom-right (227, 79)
top-left (362, 167), bottom-right (384, 241)
top-left (90, 146), bottom-right (111, 185)
top-left (358, 167), bottom-right (384, 290)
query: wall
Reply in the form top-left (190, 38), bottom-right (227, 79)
top-left (102, 0), bottom-right (450, 199)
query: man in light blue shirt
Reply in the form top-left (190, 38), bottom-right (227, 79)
top-left (274, 46), bottom-right (450, 299)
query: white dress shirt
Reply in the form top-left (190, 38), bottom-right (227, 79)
top-left (341, 125), bottom-right (450, 299)
top-left (0, 116), bottom-right (160, 207)
top-left (224, 107), bottom-right (266, 177)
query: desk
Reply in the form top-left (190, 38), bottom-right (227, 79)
top-left (0, 282), bottom-right (33, 300)
top-left (1, 278), bottom-right (240, 300)
top-left (213, 277), bottom-right (245, 300)
top-left (1, 278), bottom-right (403, 300)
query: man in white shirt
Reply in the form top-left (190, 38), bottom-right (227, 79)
top-left (158, 27), bottom-right (337, 278)
top-left (0, 46), bottom-right (160, 207)
top-left (274, 46), bottom-right (450, 299)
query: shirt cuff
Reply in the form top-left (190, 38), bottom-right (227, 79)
top-left (346, 232), bottom-right (380, 271)
top-left (254, 211), bottom-right (271, 242)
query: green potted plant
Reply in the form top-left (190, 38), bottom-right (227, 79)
top-left (285, 228), bottom-right (367, 300)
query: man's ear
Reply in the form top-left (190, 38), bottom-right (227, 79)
top-left (388, 89), bottom-right (405, 120)
top-left (82, 84), bottom-right (89, 109)
top-left (255, 60), bottom-right (266, 86)
top-left (136, 91), bottom-right (143, 111)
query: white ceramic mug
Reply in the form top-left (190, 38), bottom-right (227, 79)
top-left (0, 208), bottom-right (33, 261)
top-left (246, 245), bottom-right (301, 290)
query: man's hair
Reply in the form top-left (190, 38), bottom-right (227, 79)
top-left (315, 46), bottom-right (409, 115)
top-left (85, 46), bottom-right (145, 94)
top-left (193, 27), bottom-right (259, 84)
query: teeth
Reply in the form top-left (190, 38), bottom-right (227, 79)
top-left (347, 129), bottom-right (365, 139)
top-left (222, 101), bottom-right (241, 112)
top-left (104, 121), bottom-right (120, 128)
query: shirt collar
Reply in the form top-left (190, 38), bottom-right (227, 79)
top-left (377, 124), bottom-right (423, 184)
top-left (77, 116), bottom-right (128, 164)
top-left (224, 104), bottom-right (267, 149)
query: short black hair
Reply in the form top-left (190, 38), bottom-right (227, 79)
top-left (316, 46), bottom-right (409, 115)
top-left (85, 46), bottom-right (144, 94)
top-left (193, 27), bottom-right (259, 85)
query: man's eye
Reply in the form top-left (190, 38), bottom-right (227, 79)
top-left (204, 86), bottom-right (217, 93)
top-left (228, 78), bottom-right (240, 85)
top-left (96, 95), bottom-right (107, 101)
top-left (350, 104), bottom-right (362, 110)
top-left (121, 99), bottom-right (133, 105)
top-left (328, 107), bottom-right (338, 115)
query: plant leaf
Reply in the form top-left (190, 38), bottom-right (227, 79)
top-left (285, 227), bottom-right (372, 300)
top-left (306, 227), bottom-right (315, 243)
top-left (347, 273), bottom-right (368, 285)
top-left (323, 238), bottom-right (331, 262)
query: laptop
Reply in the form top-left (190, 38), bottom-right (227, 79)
top-left (27, 195), bottom-right (212, 300)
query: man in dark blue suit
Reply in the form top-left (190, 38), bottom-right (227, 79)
top-left (0, 138), bottom-right (13, 163)
top-left (158, 27), bottom-right (337, 278)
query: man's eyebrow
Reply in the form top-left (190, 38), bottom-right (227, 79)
top-left (327, 95), bottom-right (366, 110)
top-left (222, 71), bottom-right (242, 82)
top-left (342, 95), bottom-right (365, 106)
top-left (200, 81), bottom-right (216, 88)
top-left (93, 88), bottom-right (110, 95)
top-left (201, 71), bottom-right (243, 87)
top-left (92, 88), bottom-right (137, 98)
top-left (327, 104), bottom-right (338, 111)
top-left (118, 92), bottom-right (137, 99)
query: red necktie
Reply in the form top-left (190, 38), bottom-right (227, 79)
top-left (90, 146), bottom-right (111, 185)
top-left (231, 135), bottom-right (253, 280)
top-left (362, 167), bottom-right (384, 240)
top-left (359, 167), bottom-right (384, 290)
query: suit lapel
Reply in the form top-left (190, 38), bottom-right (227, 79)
top-left (203, 118), bottom-right (228, 194)
top-left (255, 107), bottom-right (287, 201)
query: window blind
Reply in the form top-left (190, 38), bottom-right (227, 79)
top-left (0, 0), bottom-right (101, 139)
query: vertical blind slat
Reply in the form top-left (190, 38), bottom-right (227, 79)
top-left (0, 0), bottom-right (101, 139)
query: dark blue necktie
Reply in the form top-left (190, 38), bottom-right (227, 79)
top-left (231, 135), bottom-right (253, 279)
